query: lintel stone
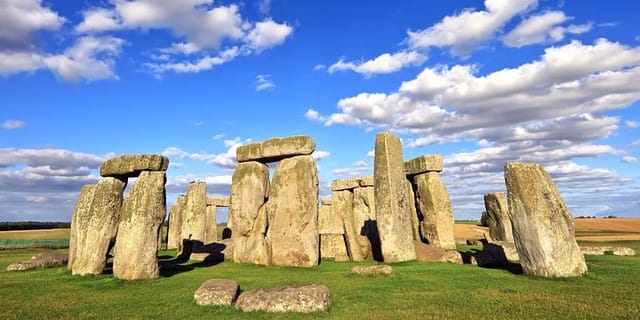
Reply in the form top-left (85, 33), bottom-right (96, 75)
top-left (331, 178), bottom-right (361, 191)
top-left (404, 155), bottom-right (443, 176)
top-left (236, 135), bottom-right (315, 163)
top-left (100, 154), bottom-right (169, 177)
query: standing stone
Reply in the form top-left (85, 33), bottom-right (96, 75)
top-left (205, 204), bottom-right (218, 244)
top-left (319, 202), bottom-right (349, 261)
top-left (72, 176), bottom-right (126, 275)
top-left (113, 171), bottom-right (166, 280)
top-left (484, 192), bottom-right (514, 242)
top-left (267, 155), bottom-right (319, 267)
top-left (68, 184), bottom-right (96, 270)
top-left (230, 161), bottom-right (270, 265)
top-left (167, 195), bottom-right (186, 250)
top-left (334, 189), bottom-right (364, 261)
top-left (181, 181), bottom-right (207, 244)
top-left (413, 172), bottom-right (456, 250)
top-left (373, 131), bottom-right (416, 262)
top-left (352, 185), bottom-right (376, 259)
top-left (505, 162), bottom-right (587, 277)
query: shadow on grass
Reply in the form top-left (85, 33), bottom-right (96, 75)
top-left (460, 251), bottom-right (523, 275)
top-left (158, 240), bottom-right (226, 277)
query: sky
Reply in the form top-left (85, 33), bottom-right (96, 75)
top-left (1, 0), bottom-right (639, 222)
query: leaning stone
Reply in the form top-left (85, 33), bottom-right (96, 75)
top-left (194, 279), bottom-right (239, 306)
top-left (374, 131), bottom-right (416, 262)
top-left (505, 162), bottom-right (587, 277)
top-left (484, 192), bottom-right (514, 242)
top-left (581, 246), bottom-right (636, 256)
top-left (167, 195), bottom-right (186, 250)
top-left (113, 171), bottom-right (166, 280)
top-left (235, 284), bottom-right (331, 313)
top-left (267, 155), bottom-right (319, 267)
top-left (7, 252), bottom-right (69, 271)
top-left (72, 176), bottom-right (126, 276)
top-left (181, 181), bottom-right (208, 244)
top-left (68, 184), bottom-right (96, 270)
top-left (350, 265), bottom-right (393, 276)
top-left (331, 178), bottom-right (360, 191)
top-left (236, 135), bottom-right (315, 163)
top-left (413, 172), bottom-right (457, 250)
top-left (405, 154), bottom-right (443, 175)
top-left (100, 154), bottom-right (169, 178)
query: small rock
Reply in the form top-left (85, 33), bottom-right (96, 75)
top-left (439, 251), bottom-right (463, 264)
top-left (194, 279), bottom-right (239, 306)
top-left (581, 246), bottom-right (636, 256)
top-left (350, 265), bottom-right (393, 276)
top-left (235, 284), bottom-right (331, 313)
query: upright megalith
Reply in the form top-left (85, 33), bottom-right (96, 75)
top-left (72, 176), bottom-right (126, 275)
top-left (267, 155), bottom-right (319, 267)
top-left (484, 192), bottom-right (513, 242)
top-left (332, 185), bottom-right (363, 261)
top-left (68, 184), bottom-right (96, 270)
top-left (100, 154), bottom-right (169, 178)
top-left (167, 195), bottom-right (186, 250)
top-left (412, 172), bottom-right (456, 250)
top-left (230, 161), bottom-right (270, 265)
top-left (205, 201), bottom-right (218, 244)
top-left (374, 131), bottom-right (416, 262)
top-left (505, 162), bottom-right (587, 277)
top-left (318, 199), bottom-right (349, 261)
top-left (113, 171), bottom-right (167, 280)
top-left (181, 181), bottom-right (207, 244)
top-left (352, 180), bottom-right (376, 259)
top-left (236, 135), bottom-right (315, 163)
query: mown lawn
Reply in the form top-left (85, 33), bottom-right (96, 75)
top-left (1, 241), bottom-right (639, 320)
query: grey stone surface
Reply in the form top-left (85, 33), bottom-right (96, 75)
top-left (319, 234), bottom-right (349, 261)
top-left (318, 203), bottom-right (343, 235)
top-left (334, 189), bottom-right (364, 261)
top-left (68, 184), bottom-right (96, 270)
top-left (235, 284), bottom-right (331, 313)
top-left (405, 154), bottom-right (443, 175)
top-left (236, 135), bottom-right (315, 163)
top-left (484, 192), bottom-right (514, 242)
top-left (194, 279), bottom-right (239, 306)
top-left (207, 197), bottom-right (231, 207)
top-left (350, 265), bottom-right (393, 276)
top-left (100, 154), bottom-right (169, 177)
top-left (181, 181), bottom-right (207, 244)
top-left (352, 186), bottom-right (376, 259)
top-left (7, 252), bottom-right (69, 271)
top-left (581, 246), bottom-right (636, 256)
top-left (413, 172), bottom-right (456, 250)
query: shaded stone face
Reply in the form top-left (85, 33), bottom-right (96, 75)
top-left (68, 184), bottom-right (96, 270)
top-left (405, 178), bottom-right (421, 242)
top-left (181, 181), bottom-right (208, 244)
top-left (113, 171), bottom-right (166, 280)
top-left (100, 154), bottom-right (169, 178)
top-left (352, 186), bottom-right (376, 259)
top-left (358, 176), bottom-right (374, 187)
top-left (413, 172), bottom-right (457, 250)
top-left (236, 135), bottom-right (315, 163)
top-left (167, 195), bottom-right (186, 250)
top-left (333, 189), bottom-right (364, 261)
top-left (404, 154), bottom-right (443, 175)
top-left (267, 155), bottom-right (319, 267)
top-left (235, 284), bottom-right (332, 313)
top-left (72, 176), bottom-right (126, 276)
top-left (505, 162), bottom-right (587, 277)
top-left (373, 131), bottom-right (416, 262)
top-left (484, 192), bottom-right (514, 242)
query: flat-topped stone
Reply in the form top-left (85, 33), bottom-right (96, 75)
top-left (350, 265), bottom-right (393, 276)
top-left (194, 279), bottom-right (239, 306)
top-left (358, 176), bottom-right (374, 187)
top-left (7, 252), bottom-right (69, 271)
top-left (207, 197), bottom-right (231, 207)
top-left (405, 155), bottom-right (443, 175)
top-left (100, 154), bottom-right (169, 177)
top-left (581, 246), bottom-right (636, 256)
top-left (236, 135), bottom-right (315, 163)
top-left (235, 284), bottom-right (331, 313)
top-left (331, 178), bottom-right (361, 191)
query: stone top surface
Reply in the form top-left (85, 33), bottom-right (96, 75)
top-left (100, 154), bottom-right (169, 177)
top-left (331, 178), bottom-right (361, 191)
top-left (236, 135), bottom-right (315, 163)
top-left (404, 154), bottom-right (443, 175)
top-left (207, 197), bottom-right (231, 207)
top-left (357, 176), bottom-right (374, 187)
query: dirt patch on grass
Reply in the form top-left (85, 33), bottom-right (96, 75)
top-left (454, 224), bottom-right (488, 241)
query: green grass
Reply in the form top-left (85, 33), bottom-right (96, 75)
top-left (1, 242), bottom-right (639, 319)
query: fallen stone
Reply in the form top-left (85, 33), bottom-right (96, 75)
top-left (580, 246), bottom-right (636, 256)
top-left (7, 252), bottom-right (69, 271)
top-left (404, 154), bottom-right (443, 175)
top-left (484, 192), bottom-right (514, 242)
top-left (350, 265), bottom-right (393, 276)
top-left (505, 162), bottom-right (587, 277)
top-left (194, 279), bottom-right (239, 306)
top-left (413, 172), bottom-right (456, 250)
top-left (413, 241), bottom-right (445, 262)
top-left (100, 154), bottom-right (169, 178)
top-left (481, 239), bottom-right (520, 262)
top-left (236, 135), bottom-right (315, 163)
top-left (331, 178), bottom-right (360, 191)
top-left (68, 184), bottom-right (96, 269)
top-left (235, 284), bottom-right (331, 313)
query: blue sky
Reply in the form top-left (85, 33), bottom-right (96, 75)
top-left (1, 0), bottom-right (639, 222)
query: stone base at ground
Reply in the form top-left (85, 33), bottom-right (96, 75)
top-left (194, 279), bottom-right (239, 306)
top-left (350, 265), bottom-right (393, 276)
top-left (7, 252), bottom-right (69, 271)
top-left (235, 284), bottom-right (331, 313)
top-left (581, 246), bottom-right (636, 256)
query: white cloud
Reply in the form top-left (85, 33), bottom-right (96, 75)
top-left (2, 119), bottom-right (25, 130)
top-left (626, 120), bottom-right (640, 128)
top-left (407, 0), bottom-right (538, 57)
top-left (0, 147), bottom-right (104, 169)
top-left (76, 8), bottom-right (122, 33)
top-left (212, 133), bottom-right (226, 140)
top-left (305, 109), bottom-right (326, 122)
top-left (256, 74), bottom-right (275, 91)
top-left (328, 51), bottom-right (427, 76)
top-left (314, 64), bottom-right (326, 71)
top-left (503, 11), bottom-right (591, 47)
top-left (622, 156), bottom-right (638, 164)
top-left (311, 150), bottom-right (331, 161)
top-left (0, 0), bottom-right (66, 47)
top-left (145, 47), bottom-right (239, 75)
top-left (245, 19), bottom-right (293, 51)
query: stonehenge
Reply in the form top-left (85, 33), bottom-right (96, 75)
top-left (483, 192), bottom-right (514, 242)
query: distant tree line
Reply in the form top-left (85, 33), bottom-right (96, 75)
top-left (0, 221), bottom-right (71, 231)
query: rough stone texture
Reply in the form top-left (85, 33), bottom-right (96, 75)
top-left (373, 131), bottom-right (416, 262)
top-left (7, 252), bottom-right (69, 271)
top-left (331, 178), bottom-right (360, 191)
top-left (352, 186), bottom-right (376, 259)
top-left (581, 246), bottom-right (636, 256)
top-left (334, 189), bottom-right (364, 261)
top-left (413, 241), bottom-right (446, 262)
top-left (319, 234), bottom-right (350, 261)
top-left (405, 154), bottom-right (443, 175)
top-left (481, 239), bottom-right (520, 262)
top-left (205, 205), bottom-right (218, 244)
top-left (207, 197), bottom-right (230, 207)
top-left (484, 192), bottom-right (514, 242)
top-left (100, 154), bottom-right (169, 178)
top-left (413, 172), bottom-right (456, 250)
top-left (72, 176), bottom-right (126, 276)
top-left (236, 135), bottom-right (315, 163)
top-left (505, 162), bottom-right (587, 277)
top-left (267, 155), bottom-right (319, 267)
top-left (358, 176), bottom-right (374, 187)
top-left (194, 279), bottom-right (239, 306)
top-left (350, 265), bottom-right (393, 276)
top-left (440, 251), bottom-right (463, 264)
top-left (113, 171), bottom-right (166, 280)
top-left (68, 184), bottom-right (96, 270)
top-left (230, 161), bottom-right (270, 265)
top-left (235, 284), bottom-right (331, 313)
top-left (167, 195), bottom-right (186, 250)
top-left (405, 179), bottom-right (421, 242)
top-left (181, 181), bottom-right (208, 244)
top-left (318, 203), bottom-right (343, 235)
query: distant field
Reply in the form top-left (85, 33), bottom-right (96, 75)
top-left (0, 228), bottom-right (70, 240)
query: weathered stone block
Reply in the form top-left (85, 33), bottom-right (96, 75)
top-left (350, 265), bottom-right (393, 276)
top-left (194, 279), bottom-right (239, 306)
top-left (181, 181), bottom-right (207, 244)
top-left (505, 162), bottom-right (587, 277)
top-left (358, 176), bottom-right (374, 187)
top-left (8, 253), bottom-right (69, 271)
top-left (405, 154), bottom-right (443, 175)
top-left (331, 178), bottom-right (360, 191)
top-left (319, 234), bottom-right (349, 261)
top-left (100, 154), bottom-right (169, 177)
top-left (484, 192), bottom-right (514, 242)
top-left (413, 172), bottom-right (456, 250)
top-left (235, 284), bottom-right (331, 313)
top-left (207, 197), bottom-right (231, 207)
top-left (68, 184), bottom-right (96, 270)
top-left (167, 195), bottom-right (186, 250)
top-left (205, 205), bottom-right (218, 244)
top-left (318, 203), bottom-right (342, 234)
top-left (236, 135), bottom-right (315, 163)
top-left (352, 186), bottom-right (376, 259)
top-left (334, 189), bottom-right (364, 261)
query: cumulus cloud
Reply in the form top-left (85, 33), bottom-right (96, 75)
top-left (626, 120), bottom-right (640, 128)
top-left (503, 11), bottom-right (591, 47)
top-left (245, 19), bottom-right (293, 51)
top-left (311, 150), bottom-right (331, 161)
top-left (162, 136), bottom-right (250, 170)
top-left (0, 148), bottom-right (104, 169)
top-left (256, 74), bottom-right (275, 91)
top-left (0, 0), bottom-right (66, 48)
top-left (2, 119), bottom-right (25, 130)
top-left (328, 51), bottom-right (427, 76)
